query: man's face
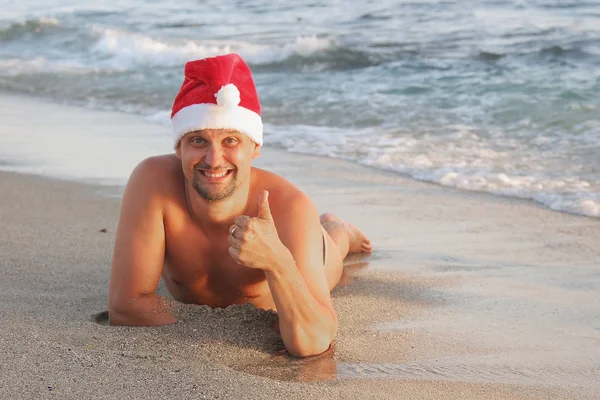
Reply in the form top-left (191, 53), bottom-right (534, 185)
top-left (176, 129), bottom-right (260, 202)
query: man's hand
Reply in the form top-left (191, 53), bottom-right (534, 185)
top-left (228, 190), bottom-right (293, 270)
top-left (230, 189), bottom-right (337, 357)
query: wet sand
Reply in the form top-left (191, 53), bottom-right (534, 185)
top-left (1, 96), bottom-right (599, 399)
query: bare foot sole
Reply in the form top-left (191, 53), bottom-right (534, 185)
top-left (320, 213), bottom-right (372, 253)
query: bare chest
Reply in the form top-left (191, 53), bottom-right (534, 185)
top-left (162, 220), bottom-right (273, 309)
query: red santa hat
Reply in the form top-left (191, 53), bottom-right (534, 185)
top-left (170, 53), bottom-right (263, 147)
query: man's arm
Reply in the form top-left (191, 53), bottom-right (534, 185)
top-left (108, 157), bottom-right (176, 326)
top-left (229, 191), bottom-right (337, 357)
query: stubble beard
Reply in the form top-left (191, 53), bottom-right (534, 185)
top-left (192, 169), bottom-right (238, 202)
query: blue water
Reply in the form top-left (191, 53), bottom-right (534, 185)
top-left (1, 0), bottom-right (599, 217)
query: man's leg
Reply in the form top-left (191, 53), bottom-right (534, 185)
top-left (320, 213), bottom-right (372, 291)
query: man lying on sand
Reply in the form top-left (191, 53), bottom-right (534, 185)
top-left (108, 53), bottom-right (372, 357)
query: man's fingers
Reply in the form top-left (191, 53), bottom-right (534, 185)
top-left (234, 215), bottom-right (250, 227)
top-left (257, 190), bottom-right (273, 221)
top-left (228, 246), bottom-right (241, 264)
top-left (228, 233), bottom-right (243, 247)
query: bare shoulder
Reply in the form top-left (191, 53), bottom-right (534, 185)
top-left (252, 167), bottom-right (318, 224)
top-left (130, 154), bottom-right (181, 185)
top-left (126, 154), bottom-right (182, 196)
top-left (253, 167), bottom-right (312, 203)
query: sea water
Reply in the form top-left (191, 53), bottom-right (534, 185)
top-left (1, 0), bottom-right (599, 217)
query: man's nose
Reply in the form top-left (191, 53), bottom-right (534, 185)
top-left (204, 145), bottom-right (223, 167)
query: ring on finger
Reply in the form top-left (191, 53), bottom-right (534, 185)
top-left (230, 226), bottom-right (237, 237)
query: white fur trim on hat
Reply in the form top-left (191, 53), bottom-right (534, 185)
top-left (171, 104), bottom-right (263, 147)
top-left (171, 85), bottom-right (263, 147)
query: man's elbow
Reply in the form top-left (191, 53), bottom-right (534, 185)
top-left (108, 301), bottom-right (135, 326)
top-left (285, 323), bottom-right (337, 357)
top-left (108, 295), bottom-right (177, 327)
top-left (107, 295), bottom-right (147, 326)
top-left (286, 339), bottom-right (333, 358)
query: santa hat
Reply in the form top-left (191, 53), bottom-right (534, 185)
top-left (170, 53), bottom-right (263, 147)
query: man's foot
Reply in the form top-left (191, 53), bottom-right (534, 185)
top-left (320, 213), bottom-right (372, 253)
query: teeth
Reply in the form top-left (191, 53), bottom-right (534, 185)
top-left (203, 171), bottom-right (228, 178)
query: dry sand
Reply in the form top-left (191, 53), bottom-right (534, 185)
top-left (1, 96), bottom-right (599, 399)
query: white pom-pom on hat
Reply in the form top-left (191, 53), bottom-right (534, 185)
top-left (215, 84), bottom-right (241, 108)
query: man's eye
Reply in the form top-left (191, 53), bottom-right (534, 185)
top-left (224, 137), bottom-right (239, 145)
top-left (190, 137), bottom-right (204, 145)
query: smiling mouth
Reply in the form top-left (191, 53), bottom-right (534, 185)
top-left (198, 169), bottom-right (234, 180)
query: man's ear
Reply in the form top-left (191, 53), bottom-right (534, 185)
top-left (252, 143), bottom-right (261, 159)
top-left (175, 142), bottom-right (182, 159)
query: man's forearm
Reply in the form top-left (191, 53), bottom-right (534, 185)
top-left (109, 293), bottom-right (177, 327)
top-left (265, 251), bottom-right (338, 357)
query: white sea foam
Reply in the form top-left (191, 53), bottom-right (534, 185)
top-left (280, 36), bottom-right (336, 58)
top-left (0, 57), bottom-right (88, 76)
top-left (36, 17), bottom-right (60, 26)
top-left (266, 123), bottom-right (600, 218)
top-left (89, 26), bottom-right (227, 69)
top-left (88, 26), bottom-right (336, 69)
top-left (1, 23), bottom-right (337, 74)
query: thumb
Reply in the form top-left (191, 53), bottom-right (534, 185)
top-left (257, 190), bottom-right (273, 221)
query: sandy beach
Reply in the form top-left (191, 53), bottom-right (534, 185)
top-left (1, 95), bottom-right (599, 399)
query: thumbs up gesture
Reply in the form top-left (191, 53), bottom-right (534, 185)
top-left (228, 190), bottom-right (290, 270)
top-left (256, 189), bottom-right (274, 222)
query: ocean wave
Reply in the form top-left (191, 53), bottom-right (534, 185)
top-left (0, 17), bottom-right (61, 40)
top-left (0, 57), bottom-right (88, 76)
top-left (431, 170), bottom-right (599, 217)
top-left (87, 27), bottom-right (376, 71)
top-left (154, 22), bottom-right (209, 29)
top-left (1, 17), bottom-right (372, 72)
top-left (88, 26), bottom-right (207, 69)
top-left (537, 44), bottom-right (596, 60)
top-left (366, 156), bottom-right (599, 218)
top-left (477, 51), bottom-right (505, 61)
top-left (86, 26), bottom-right (596, 71)
top-left (473, 43), bottom-right (599, 63)
top-left (358, 13), bottom-right (393, 21)
top-left (265, 123), bottom-right (600, 219)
